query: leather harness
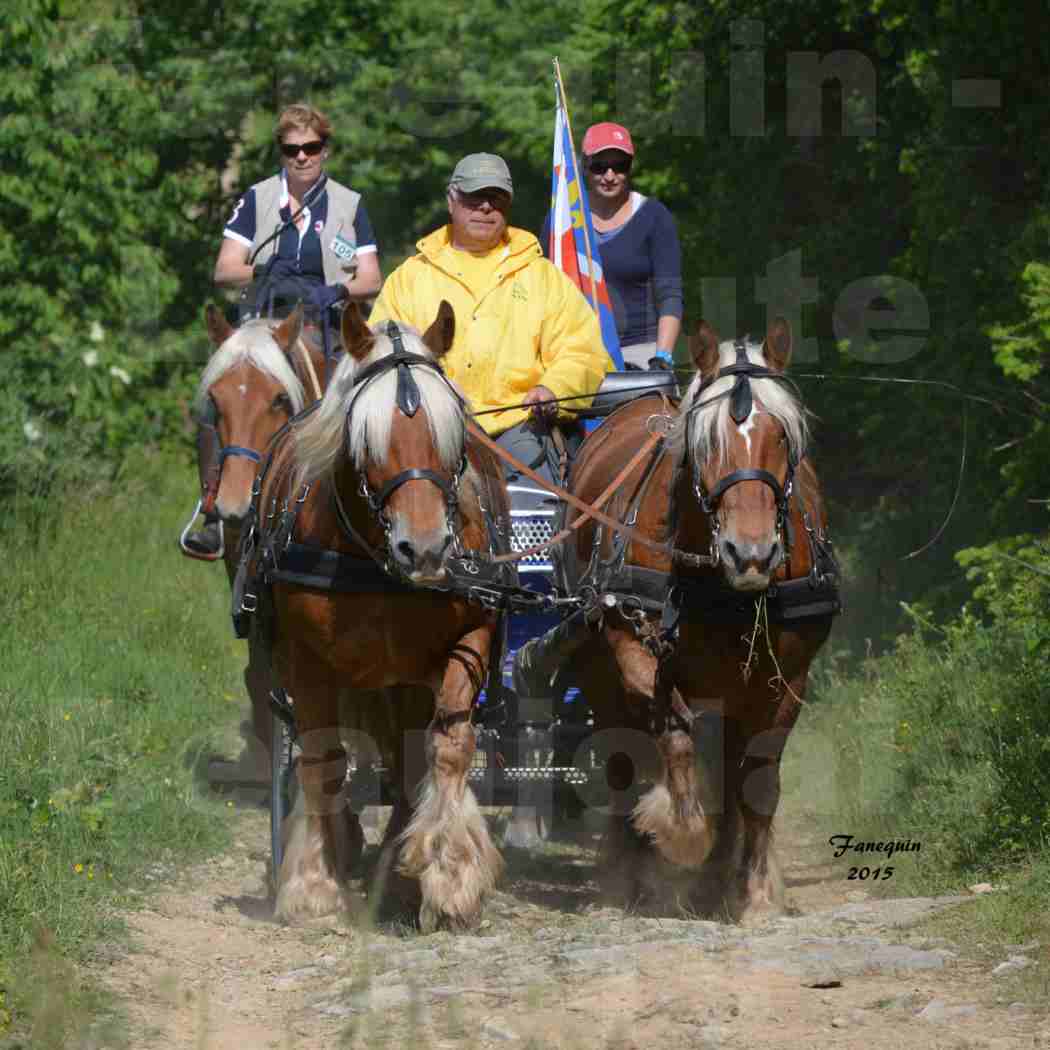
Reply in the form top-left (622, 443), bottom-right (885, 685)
top-left (231, 337), bottom-right (841, 653)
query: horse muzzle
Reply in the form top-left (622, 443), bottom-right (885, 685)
top-left (388, 524), bottom-right (454, 585)
top-left (719, 535), bottom-right (782, 592)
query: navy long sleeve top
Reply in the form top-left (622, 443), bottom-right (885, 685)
top-left (541, 193), bottom-right (683, 348)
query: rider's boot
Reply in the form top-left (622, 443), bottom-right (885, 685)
top-left (179, 423), bottom-right (224, 560)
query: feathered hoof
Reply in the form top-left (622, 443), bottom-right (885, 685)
top-left (397, 783), bottom-right (503, 935)
top-left (274, 872), bottom-right (352, 923)
top-left (419, 899), bottom-right (483, 935)
top-left (632, 784), bottom-right (714, 869)
top-left (737, 856), bottom-right (785, 926)
top-left (273, 813), bottom-right (354, 923)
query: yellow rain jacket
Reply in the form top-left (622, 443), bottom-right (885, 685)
top-left (369, 225), bottom-right (613, 435)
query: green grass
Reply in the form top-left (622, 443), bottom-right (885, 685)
top-left (781, 609), bottom-right (1050, 998)
top-left (0, 448), bottom-right (245, 1046)
top-left (785, 615), bottom-right (1050, 892)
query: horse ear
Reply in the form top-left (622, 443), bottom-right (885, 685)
top-left (272, 304), bottom-right (304, 351)
top-left (764, 316), bottom-right (792, 372)
top-left (422, 300), bottom-right (455, 358)
top-left (688, 319), bottom-right (721, 378)
top-left (341, 302), bottom-right (375, 361)
top-left (204, 304), bottom-right (234, 348)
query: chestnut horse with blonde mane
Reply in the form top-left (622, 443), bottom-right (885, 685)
top-left (246, 301), bottom-right (508, 929)
top-left (192, 306), bottom-right (327, 767)
top-left (546, 317), bottom-right (839, 922)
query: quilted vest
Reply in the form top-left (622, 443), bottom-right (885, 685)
top-left (249, 174), bottom-right (361, 285)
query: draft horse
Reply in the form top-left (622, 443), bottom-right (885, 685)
top-left (188, 306), bottom-right (327, 770)
top-left (545, 317), bottom-right (840, 922)
top-left (246, 302), bottom-right (508, 929)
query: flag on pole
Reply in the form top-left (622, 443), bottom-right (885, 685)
top-left (549, 74), bottom-right (624, 369)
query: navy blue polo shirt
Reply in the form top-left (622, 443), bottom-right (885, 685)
top-left (224, 172), bottom-right (377, 281)
top-left (541, 193), bottom-right (683, 347)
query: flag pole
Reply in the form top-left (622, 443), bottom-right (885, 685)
top-left (552, 57), bottom-right (599, 312)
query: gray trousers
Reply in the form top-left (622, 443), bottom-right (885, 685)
top-left (494, 420), bottom-right (583, 486)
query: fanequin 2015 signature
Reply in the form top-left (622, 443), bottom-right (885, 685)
top-left (828, 834), bottom-right (922, 880)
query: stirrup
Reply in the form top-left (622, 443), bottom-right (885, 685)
top-left (178, 499), bottom-right (225, 562)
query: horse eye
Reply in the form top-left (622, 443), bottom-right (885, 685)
top-left (272, 393), bottom-right (292, 412)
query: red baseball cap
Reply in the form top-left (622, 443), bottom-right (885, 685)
top-left (581, 122), bottom-right (635, 157)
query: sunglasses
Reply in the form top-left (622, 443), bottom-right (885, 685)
top-left (280, 139), bottom-right (326, 158)
top-left (589, 158), bottom-right (631, 175)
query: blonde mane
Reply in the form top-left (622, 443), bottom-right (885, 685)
top-left (676, 339), bottom-right (808, 466)
top-left (294, 322), bottom-right (467, 483)
top-left (194, 318), bottom-right (307, 416)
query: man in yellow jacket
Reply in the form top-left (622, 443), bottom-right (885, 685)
top-left (369, 153), bottom-right (613, 482)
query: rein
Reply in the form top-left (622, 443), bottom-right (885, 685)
top-left (463, 350), bottom-right (803, 571)
top-left (465, 417), bottom-right (717, 570)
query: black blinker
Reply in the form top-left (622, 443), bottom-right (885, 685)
top-left (387, 320), bottom-right (421, 418)
top-left (729, 338), bottom-right (752, 424)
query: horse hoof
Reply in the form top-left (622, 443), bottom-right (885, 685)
top-left (419, 903), bottom-right (481, 935)
top-left (274, 878), bottom-right (351, 923)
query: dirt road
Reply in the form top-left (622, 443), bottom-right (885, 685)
top-left (92, 787), bottom-right (1048, 1049)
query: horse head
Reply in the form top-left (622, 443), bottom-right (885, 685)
top-left (682, 316), bottom-right (807, 592)
top-left (296, 301), bottom-right (466, 586)
top-left (196, 305), bottom-right (317, 530)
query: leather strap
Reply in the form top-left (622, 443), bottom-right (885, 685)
top-left (466, 418), bottom-right (680, 563)
top-left (372, 467), bottom-right (457, 509)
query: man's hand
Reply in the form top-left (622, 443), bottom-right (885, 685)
top-left (522, 385), bottom-right (557, 420)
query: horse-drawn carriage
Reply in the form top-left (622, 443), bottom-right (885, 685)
top-left (195, 295), bottom-right (841, 930)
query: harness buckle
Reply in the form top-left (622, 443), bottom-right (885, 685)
top-left (467, 585), bottom-right (505, 610)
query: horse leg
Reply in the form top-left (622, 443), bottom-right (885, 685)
top-left (688, 714), bottom-right (747, 920)
top-left (275, 666), bottom-right (356, 922)
top-left (590, 621), bottom-right (668, 906)
top-left (368, 686), bottom-right (428, 924)
top-left (397, 627), bottom-right (503, 932)
top-left (734, 680), bottom-right (807, 923)
top-left (633, 726), bottom-right (711, 861)
top-left (632, 657), bottom-right (713, 873)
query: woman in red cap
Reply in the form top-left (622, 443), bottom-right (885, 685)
top-left (542, 121), bottom-right (683, 370)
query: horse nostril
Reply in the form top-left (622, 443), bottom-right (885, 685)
top-left (396, 540), bottom-right (416, 566)
top-left (723, 540), bottom-right (741, 571)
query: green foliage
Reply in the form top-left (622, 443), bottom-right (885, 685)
top-left (0, 3), bottom-right (203, 495)
top-left (990, 261), bottom-right (1050, 383)
top-left (0, 450), bottom-right (241, 1040)
top-left (2, 0), bottom-right (1049, 641)
top-left (802, 594), bottom-right (1050, 890)
top-left (956, 533), bottom-right (1050, 643)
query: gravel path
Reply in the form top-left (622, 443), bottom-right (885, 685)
top-left (90, 791), bottom-right (1048, 1049)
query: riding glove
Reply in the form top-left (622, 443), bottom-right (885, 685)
top-left (308, 283), bottom-right (350, 312)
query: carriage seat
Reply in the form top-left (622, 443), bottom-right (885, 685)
top-left (573, 369), bottom-right (677, 419)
